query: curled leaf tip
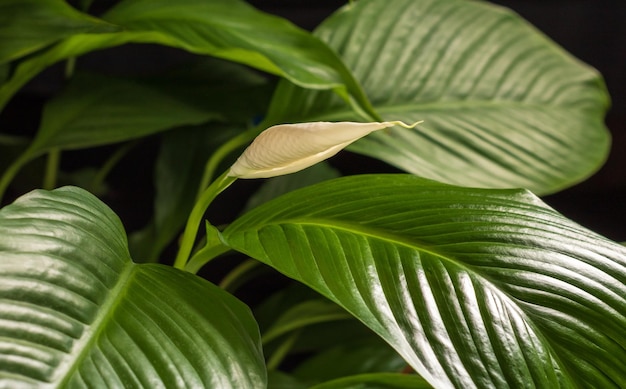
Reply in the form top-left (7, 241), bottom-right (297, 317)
top-left (392, 120), bottom-right (423, 129)
top-left (228, 120), bottom-right (421, 179)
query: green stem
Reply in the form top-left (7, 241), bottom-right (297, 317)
top-left (43, 149), bottom-right (60, 190)
top-left (40, 56), bottom-right (76, 192)
top-left (218, 259), bottom-right (261, 292)
top-left (265, 331), bottom-right (300, 371)
top-left (64, 58), bottom-right (76, 79)
top-left (90, 141), bottom-right (137, 192)
top-left (195, 129), bottom-right (257, 202)
top-left (174, 171), bottom-right (237, 270)
top-left (0, 151), bottom-right (33, 203)
top-left (0, 134), bottom-right (28, 146)
top-left (184, 222), bottom-right (232, 274)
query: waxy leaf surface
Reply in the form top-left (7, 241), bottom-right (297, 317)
top-left (0, 0), bottom-right (373, 117)
top-left (0, 0), bottom-right (117, 65)
top-left (0, 187), bottom-right (265, 388)
top-left (268, 0), bottom-right (610, 194)
top-left (224, 174), bottom-right (626, 388)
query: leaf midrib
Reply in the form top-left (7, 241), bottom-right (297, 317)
top-left (376, 100), bottom-right (592, 113)
top-left (255, 218), bottom-right (495, 290)
top-left (244, 218), bottom-right (580, 385)
top-left (54, 261), bottom-right (136, 387)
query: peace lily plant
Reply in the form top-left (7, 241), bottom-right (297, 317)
top-left (0, 0), bottom-right (623, 388)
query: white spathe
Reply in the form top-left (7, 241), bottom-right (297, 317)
top-left (228, 121), bottom-right (419, 179)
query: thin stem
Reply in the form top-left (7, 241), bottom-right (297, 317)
top-left (43, 149), bottom-right (60, 190)
top-left (90, 141), bottom-right (137, 192)
top-left (184, 222), bottom-right (232, 274)
top-left (265, 331), bottom-right (300, 371)
top-left (174, 171), bottom-right (237, 270)
top-left (0, 151), bottom-right (33, 203)
top-left (218, 259), bottom-right (261, 292)
top-left (64, 58), bottom-right (76, 79)
top-left (0, 134), bottom-right (28, 146)
top-left (41, 55), bottom-right (76, 192)
top-left (195, 129), bottom-right (256, 202)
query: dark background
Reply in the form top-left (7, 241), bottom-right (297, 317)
top-left (3, 0), bottom-right (625, 242)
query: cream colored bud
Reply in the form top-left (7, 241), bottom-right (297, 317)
top-left (228, 121), bottom-right (420, 179)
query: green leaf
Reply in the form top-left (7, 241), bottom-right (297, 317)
top-left (255, 282), bottom-right (407, 382)
top-left (0, 0), bottom-right (118, 65)
top-left (0, 0), bottom-right (374, 118)
top-left (223, 174), bottom-right (626, 388)
top-left (0, 186), bottom-right (266, 387)
top-left (268, 0), bottom-right (610, 195)
top-left (1, 70), bottom-right (218, 199)
top-left (0, 59), bottom-right (269, 201)
top-left (33, 72), bottom-right (213, 152)
top-left (244, 162), bottom-right (341, 213)
top-left (310, 373), bottom-right (431, 389)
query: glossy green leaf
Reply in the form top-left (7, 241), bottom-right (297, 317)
top-left (0, 186), bottom-right (266, 387)
top-left (0, 0), bottom-right (118, 65)
top-left (311, 373), bottom-right (431, 389)
top-left (244, 162), bottom-right (341, 213)
top-left (223, 174), bottom-right (626, 388)
top-left (268, 0), bottom-right (610, 195)
top-left (0, 0), bottom-right (374, 118)
top-left (102, 0), bottom-right (345, 89)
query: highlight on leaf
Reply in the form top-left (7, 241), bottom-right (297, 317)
top-left (228, 121), bottom-right (421, 179)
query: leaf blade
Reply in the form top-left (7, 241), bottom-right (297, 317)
top-left (0, 0), bottom-right (374, 118)
top-left (267, 0), bottom-right (610, 194)
top-left (0, 187), bottom-right (266, 387)
top-left (223, 174), bottom-right (626, 388)
top-left (0, 0), bottom-right (118, 65)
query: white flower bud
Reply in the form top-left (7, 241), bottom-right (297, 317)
top-left (228, 121), bottom-right (420, 179)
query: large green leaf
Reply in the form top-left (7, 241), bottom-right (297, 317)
top-left (31, 72), bottom-right (219, 152)
top-left (33, 59), bottom-right (268, 154)
top-left (0, 0), bottom-right (374, 117)
top-left (267, 0), bottom-right (610, 195)
top-left (0, 186), bottom-right (265, 387)
top-left (0, 59), bottom-right (270, 201)
top-left (223, 174), bottom-right (626, 388)
top-left (0, 0), bottom-right (118, 65)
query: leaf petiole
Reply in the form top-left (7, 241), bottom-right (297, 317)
top-left (174, 171), bottom-right (237, 270)
top-left (195, 126), bottom-right (260, 202)
top-left (43, 149), bottom-right (61, 190)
